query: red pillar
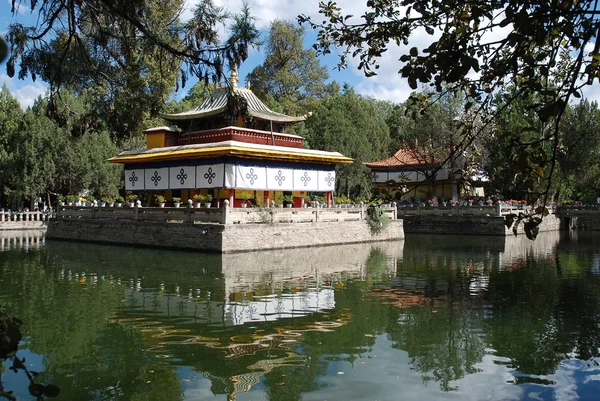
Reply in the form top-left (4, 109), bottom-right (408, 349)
top-left (229, 191), bottom-right (235, 207)
top-left (264, 191), bottom-right (270, 207)
top-left (326, 191), bottom-right (332, 208)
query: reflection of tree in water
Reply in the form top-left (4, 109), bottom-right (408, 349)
top-left (389, 305), bottom-right (486, 391)
top-left (484, 240), bottom-right (600, 376)
top-left (484, 255), bottom-right (563, 375)
top-left (0, 248), bottom-right (184, 400)
top-left (381, 253), bottom-right (488, 391)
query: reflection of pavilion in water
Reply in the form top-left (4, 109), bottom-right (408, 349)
top-left (384, 232), bottom-right (561, 307)
top-left (109, 241), bottom-right (404, 399)
top-left (118, 242), bottom-right (402, 326)
top-left (0, 230), bottom-right (46, 251)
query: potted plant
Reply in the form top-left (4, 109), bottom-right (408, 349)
top-left (155, 194), bottom-right (166, 207)
top-left (172, 197), bottom-right (181, 208)
top-left (127, 194), bottom-right (138, 207)
top-left (193, 193), bottom-right (205, 208)
top-left (283, 195), bottom-right (294, 208)
top-left (274, 192), bottom-right (284, 208)
top-left (101, 196), bottom-right (114, 207)
top-left (205, 194), bottom-right (213, 208)
top-left (300, 193), bottom-right (311, 208)
top-left (239, 192), bottom-right (252, 208)
top-left (115, 195), bottom-right (124, 207)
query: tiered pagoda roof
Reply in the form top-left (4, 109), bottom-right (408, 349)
top-left (109, 71), bottom-right (352, 166)
top-left (160, 85), bottom-right (305, 123)
top-left (365, 148), bottom-right (435, 169)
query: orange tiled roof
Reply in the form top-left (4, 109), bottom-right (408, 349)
top-left (365, 148), bottom-right (438, 169)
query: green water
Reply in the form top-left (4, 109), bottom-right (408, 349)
top-left (1, 231), bottom-right (600, 401)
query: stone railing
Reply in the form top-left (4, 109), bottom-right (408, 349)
top-left (55, 201), bottom-right (398, 225)
top-left (0, 210), bottom-right (54, 223)
top-left (396, 203), bottom-right (556, 217)
top-left (556, 204), bottom-right (600, 214)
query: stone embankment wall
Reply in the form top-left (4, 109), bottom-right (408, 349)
top-left (561, 213), bottom-right (600, 230)
top-left (46, 218), bottom-right (403, 253)
top-left (403, 214), bottom-right (563, 236)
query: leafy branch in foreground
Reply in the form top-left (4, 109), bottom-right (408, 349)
top-left (366, 204), bottom-right (390, 235)
top-left (6, 0), bottom-right (259, 91)
top-left (1, 311), bottom-right (59, 400)
top-left (300, 0), bottom-right (600, 223)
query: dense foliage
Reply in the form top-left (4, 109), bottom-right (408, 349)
top-left (1, 6), bottom-right (599, 208)
top-left (299, 0), bottom-right (600, 205)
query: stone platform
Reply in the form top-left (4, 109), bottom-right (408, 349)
top-left (46, 203), bottom-right (403, 253)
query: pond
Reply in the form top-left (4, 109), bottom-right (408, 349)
top-left (1, 230), bottom-right (599, 400)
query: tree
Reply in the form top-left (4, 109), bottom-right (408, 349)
top-left (0, 85), bottom-right (25, 208)
top-left (300, 0), bottom-right (600, 205)
top-left (555, 100), bottom-right (600, 202)
top-left (246, 19), bottom-right (329, 116)
top-left (386, 90), bottom-right (482, 199)
top-left (7, 0), bottom-right (259, 90)
top-left (304, 85), bottom-right (391, 198)
top-left (5, 1), bottom-right (259, 143)
top-left (483, 89), bottom-right (552, 201)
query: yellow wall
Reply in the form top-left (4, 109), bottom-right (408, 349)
top-left (146, 132), bottom-right (165, 149)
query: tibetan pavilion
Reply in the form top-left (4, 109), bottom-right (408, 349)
top-left (366, 148), bottom-right (486, 202)
top-left (366, 148), bottom-right (457, 201)
top-left (109, 72), bottom-right (353, 207)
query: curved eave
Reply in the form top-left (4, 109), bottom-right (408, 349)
top-left (109, 146), bottom-right (353, 165)
top-left (159, 107), bottom-right (227, 121)
top-left (365, 163), bottom-right (431, 169)
top-left (159, 109), bottom-right (305, 123)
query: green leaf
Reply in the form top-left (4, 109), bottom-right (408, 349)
top-left (521, 126), bottom-right (538, 134)
top-left (44, 384), bottom-right (61, 398)
top-left (29, 383), bottom-right (46, 398)
top-left (409, 47), bottom-right (418, 57)
top-left (512, 219), bottom-right (520, 236)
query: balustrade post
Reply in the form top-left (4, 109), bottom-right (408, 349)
top-left (391, 202), bottom-right (397, 220)
top-left (315, 202), bottom-right (320, 222)
top-left (134, 200), bottom-right (141, 221)
top-left (495, 202), bottom-right (502, 216)
top-left (221, 199), bottom-right (230, 224)
top-left (185, 199), bottom-right (193, 224)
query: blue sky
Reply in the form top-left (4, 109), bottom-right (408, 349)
top-left (0, 0), bottom-right (416, 109)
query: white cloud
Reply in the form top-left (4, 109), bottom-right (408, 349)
top-left (0, 74), bottom-right (47, 109)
